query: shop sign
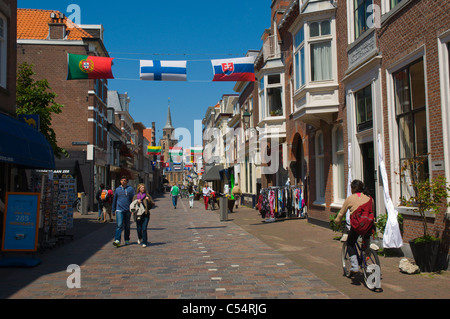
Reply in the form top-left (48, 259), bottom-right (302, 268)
top-left (2, 193), bottom-right (41, 252)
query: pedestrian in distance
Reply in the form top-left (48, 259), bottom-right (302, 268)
top-left (96, 183), bottom-right (106, 221)
top-left (112, 176), bottom-right (135, 248)
top-left (102, 186), bottom-right (114, 222)
top-left (188, 185), bottom-right (194, 208)
top-left (202, 184), bottom-right (212, 210)
top-left (334, 179), bottom-right (375, 275)
top-left (170, 184), bottom-right (180, 209)
top-left (232, 183), bottom-right (242, 209)
top-left (132, 184), bottom-right (155, 248)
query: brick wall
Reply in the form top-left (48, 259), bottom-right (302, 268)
top-left (17, 44), bottom-right (91, 151)
top-left (378, 0), bottom-right (450, 245)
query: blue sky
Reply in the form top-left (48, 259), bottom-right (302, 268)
top-left (18, 0), bottom-right (271, 147)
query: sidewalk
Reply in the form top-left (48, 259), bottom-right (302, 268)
top-left (226, 204), bottom-right (450, 299)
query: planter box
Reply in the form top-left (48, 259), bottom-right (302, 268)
top-left (409, 239), bottom-right (440, 272)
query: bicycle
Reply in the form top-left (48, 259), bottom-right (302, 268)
top-left (341, 227), bottom-right (382, 291)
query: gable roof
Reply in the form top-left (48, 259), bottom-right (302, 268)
top-left (17, 8), bottom-right (93, 40)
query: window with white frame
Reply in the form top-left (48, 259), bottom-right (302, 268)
top-left (355, 84), bottom-right (373, 132)
top-left (310, 20), bottom-right (332, 81)
top-left (389, 0), bottom-right (403, 9)
top-left (259, 73), bottom-right (284, 118)
top-left (354, 0), bottom-right (373, 39)
top-left (315, 131), bottom-right (325, 202)
top-left (259, 78), bottom-right (265, 120)
top-left (294, 26), bottom-right (305, 89)
top-left (0, 13), bottom-right (6, 88)
top-left (393, 58), bottom-right (428, 200)
top-left (333, 125), bottom-right (346, 203)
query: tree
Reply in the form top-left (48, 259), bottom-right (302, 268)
top-left (16, 62), bottom-right (68, 158)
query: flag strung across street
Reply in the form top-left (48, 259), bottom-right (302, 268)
top-left (140, 60), bottom-right (187, 81)
top-left (190, 147), bottom-right (203, 163)
top-left (147, 146), bottom-right (162, 155)
top-left (66, 53), bottom-right (257, 82)
top-left (169, 147), bottom-right (183, 163)
top-left (67, 53), bottom-right (114, 80)
top-left (211, 56), bottom-right (256, 82)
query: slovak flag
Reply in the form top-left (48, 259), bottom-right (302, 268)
top-left (211, 56), bottom-right (256, 82)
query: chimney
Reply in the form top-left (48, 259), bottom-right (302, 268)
top-left (48, 12), bottom-right (66, 40)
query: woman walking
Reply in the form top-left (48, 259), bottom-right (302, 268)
top-left (188, 185), bottom-right (194, 208)
top-left (133, 184), bottom-right (155, 248)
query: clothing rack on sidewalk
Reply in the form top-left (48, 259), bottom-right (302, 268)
top-left (257, 185), bottom-right (307, 223)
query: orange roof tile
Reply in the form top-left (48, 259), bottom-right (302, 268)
top-left (17, 8), bottom-right (93, 40)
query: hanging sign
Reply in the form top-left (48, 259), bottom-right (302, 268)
top-left (2, 193), bottom-right (41, 252)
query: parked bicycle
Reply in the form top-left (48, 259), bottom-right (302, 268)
top-left (341, 227), bottom-right (382, 291)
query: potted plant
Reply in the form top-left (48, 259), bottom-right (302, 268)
top-left (375, 213), bottom-right (404, 237)
top-left (399, 157), bottom-right (450, 272)
top-left (269, 109), bottom-right (282, 116)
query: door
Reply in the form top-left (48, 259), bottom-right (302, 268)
top-left (360, 142), bottom-right (376, 213)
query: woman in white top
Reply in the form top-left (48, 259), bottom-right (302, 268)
top-left (202, 185), bottom-right (212, 210)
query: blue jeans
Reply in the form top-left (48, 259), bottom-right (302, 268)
top-left (136, 214), bottom-right (150, 244)
top-left (172, 195), bottom-right (178, 207)
top-left (114, 210), bottom-right (131, 242)
top-left (98, 202), bottom-right (103, 219)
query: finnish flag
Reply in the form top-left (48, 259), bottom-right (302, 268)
top-left (140, 60), bottom-right (187, 81)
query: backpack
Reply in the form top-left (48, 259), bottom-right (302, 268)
top-left (100, 189), bottom-right (109, 201)
top-left (350, 197), bottom-right (375, 235)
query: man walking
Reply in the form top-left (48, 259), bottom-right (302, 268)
top-left (112, 176), bottom-right (135, 247)
top-left (170, 184), bottom-right (180, 209)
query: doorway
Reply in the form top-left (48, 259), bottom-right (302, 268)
top-left (360, 141), bottom-right (376, 213)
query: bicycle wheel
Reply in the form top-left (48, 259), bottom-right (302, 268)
top-left (341, 242), bottom-right (352, 277)
top-left (362, 248), bottom-right (381, 290)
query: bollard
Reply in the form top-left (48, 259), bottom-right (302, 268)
top-left (80, 192), bottom-right (88, 215)
top-left (219, 197), bottom-right (228, 221)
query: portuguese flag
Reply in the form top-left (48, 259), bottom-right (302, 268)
top-left (67, 53), bottom-right (114, 80)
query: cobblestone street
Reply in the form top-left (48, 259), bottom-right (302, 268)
top-left (0, 194), bottom-right (346, 300)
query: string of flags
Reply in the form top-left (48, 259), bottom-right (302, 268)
top-left (67, 53), bottom-right (256, 82)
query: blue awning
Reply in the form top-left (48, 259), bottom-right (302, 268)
top-left (0, 113), bottom-right (55, 169)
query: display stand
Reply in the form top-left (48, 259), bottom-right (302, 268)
top-left (30, 170), bottom-right (76, 250)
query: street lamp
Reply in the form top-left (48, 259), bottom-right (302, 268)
top-left (242, 110), bottom-right (251, 129)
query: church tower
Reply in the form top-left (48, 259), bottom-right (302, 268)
top-left (159, 99), bottom-right (183, 186)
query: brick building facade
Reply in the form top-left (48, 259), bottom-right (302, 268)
top-left (17, 9), bottom-right (112, 210)
top-left (246, 0), bottom-right (450, 262)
